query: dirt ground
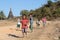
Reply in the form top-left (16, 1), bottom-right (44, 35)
top-left (0, 20), bottom-right (60, 40)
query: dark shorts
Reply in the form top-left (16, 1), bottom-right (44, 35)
top-left (36, 22), bottom-right (40, 26)
top-left (22, 28), bottom-right (27, 33)
top-left (37, 23), bottom-right (40, 26)
top-left (17, 24), bottom-right (20, 28)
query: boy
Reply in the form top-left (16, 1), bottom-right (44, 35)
top-left (29, 14), bottom-right (33, 32)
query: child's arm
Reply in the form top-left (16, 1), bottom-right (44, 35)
top-left (20, 20), bottom-right (22, 23)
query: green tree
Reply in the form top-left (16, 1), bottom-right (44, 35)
top-left (0, 11), bottom-right (6, 20)
top-left (19, 1), bottom-right (60, 20)
top-left (48, 0), bottom-right (52, 6)
top-left (20, 10), bottom-right (29, 16)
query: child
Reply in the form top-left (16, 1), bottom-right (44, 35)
top-left (21, 14), bottom-right (29, 37)
top-left (36, 18), bottom-right (40, 28)
top-left (16, 18), bottom-right (20, 31)
top-left (29, 14), bottom-right (33, 32)
top-left (42, 17), bottom-right (46, 27)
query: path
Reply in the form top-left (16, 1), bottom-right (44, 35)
top-left (0, 21), bottom-right (60, 40)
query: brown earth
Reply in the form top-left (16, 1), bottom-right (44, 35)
top-left (0, 20), bottom-right (60, 40)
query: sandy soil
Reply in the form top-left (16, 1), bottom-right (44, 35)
top-left (0, 20), bottom-right (60, 40)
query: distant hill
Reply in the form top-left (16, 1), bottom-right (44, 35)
top-left (30, 1), bottom-right (60, 20)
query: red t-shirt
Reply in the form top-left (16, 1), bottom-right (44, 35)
top-left (42, 17), bottom-right (46, 22)
top-left (21, 19), bottom-right (28, 29)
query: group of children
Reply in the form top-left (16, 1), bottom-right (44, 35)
top-left (16, 14), bottom-right (46, 37)
top-left (36, 17), bottom-right (46, 28)
top-left (16, 14), bottom-right (33, 37)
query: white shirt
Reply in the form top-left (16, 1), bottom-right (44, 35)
top-left (17, 19), bottom-right (20, 24)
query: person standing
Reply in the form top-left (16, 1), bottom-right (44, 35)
top-left (16, 18), bottom-right (20, 31)
top-left (21, 14), bottom-right (29, 37)
top-left (42, 17), bottom-right (46, 27)
top-left (29, 14), bottom-right (33, 32)
top-left (36, 18), bottom-right (40, 28)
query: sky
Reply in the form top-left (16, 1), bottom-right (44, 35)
top-left (0, 0), bottom-right (48, 17)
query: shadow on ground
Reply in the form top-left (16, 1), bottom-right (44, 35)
top-left (8, 34), bottom-right (23, 38)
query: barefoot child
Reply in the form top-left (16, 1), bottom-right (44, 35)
top-left (36, 18), bottom-right (40, 28)
top-left (42, 17), bottom-right (46, 27)
top-left (29, 14), bottom-right (33, 32)
top-left (21, 14), bottom-right (29, 37)
top-left (16, 18), bottom-right (20, 31)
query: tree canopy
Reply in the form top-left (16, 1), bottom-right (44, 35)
top-left (0, 11), bottom-right (6, 20)
top-left (20, 0), bottom-right (60, 20)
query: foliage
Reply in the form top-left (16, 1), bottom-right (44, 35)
top-left (0, 11), bottom-right (6, 20)
top-left (20, 10), bottom-right (29, 16)
top-left (20, 0), bottom-right (60, 20)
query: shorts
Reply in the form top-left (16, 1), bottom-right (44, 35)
top-left (22, 28), bottom-right (27, 33)
top-left (17, 24), bottom-right (20, 28)
top-left (37, 23), bottom-right (40, 26)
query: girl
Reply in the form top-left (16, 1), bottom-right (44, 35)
top-left (42, 17), bottom-right (46, 27)
top-left (21, 14), bottom-right (29, 37)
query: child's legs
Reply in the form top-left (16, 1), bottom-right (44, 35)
top-left (30, 24), bottom-right (33, 32)
top-left (24, 28), bottom-right (27, 35)
top-left (22, 29), bottom-right (24, 37)
top-left (43, 22), bottom-right (46, 27)
top-left (22, 28), bottom-right (27, 37)
top-left (30, 23), bottom-right (33, 29)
